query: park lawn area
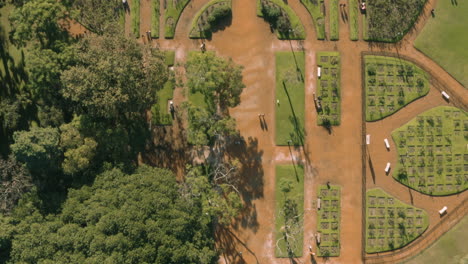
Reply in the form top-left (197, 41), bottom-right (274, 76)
top-left (275, 165), bottom-right (304, 258)
top-left (364, 56), bottom-right (430, 122)
top-left (329, 0), bottom-right (339, 40)
top-left (164, 0), bottom-right (190, 38)
top-left (392, 106), bottom-right (468, 196)
top-left (189, 0), bottom-right (231, 39)
top-left (348, 0), bottom-right (359, 40)
top-left (405, 216), bottom-right (468, 264)
top-left (275, 51), bottom-right (305, 146)
top-left (316, 185), bottom-right (341, 257)
top-left (414, 0), bottom-right (468, 88)
top-left (317, 52), bottom-right (341, 126)
top-left (299, 0), bottom-right (325, 40)
top-left (366, 188), bottom-right (429, 253)
top-left (151, 0), bottom-right (159, 38)
top-left (131, 0), bottom-right (140, 37)
top-left (151, 51), bottom-right (176, 125)
top-left (257, 0), bottom-right (306, 40)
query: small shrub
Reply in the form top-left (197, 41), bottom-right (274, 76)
top-left (207, 5), bottom-right (231, 26)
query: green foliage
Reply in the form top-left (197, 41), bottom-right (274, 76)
top-left (186, 52), bottom-right (244, 114)
top-left (164, 0), bottom-right (190, 38)
top-left (131, 0), bottom-right (140, 37)
top-left (329, 0), bottom-right (339, 40)
top-left (11, 126), bottom-right (61, 172)
top-left (299, 0), bottom-right (325, 40)
top-left (317, 52), bottom-right (341, 126)
top-left (365, 0), bottom-right (426, 42)
top-left (392, 106), bottom-right (468, 195)
top-left (189, 1), bottom-right (231, 39)
top-left (61, 33), bottom-right (168, 121)
top-left (9, 0), bottom-right (67, 48)
top-left (349, 0), bottom-right (359, 40)
top-left (364, 56), bottom-right (430, 121)
top-left (72, 0), bottom-right (124, 35)
top-left (151, 0), bottom-right (160, 38)
top-left (275, 51), bottom-right (305, 146)
top-left (1, 166), bottom-right (218, 263)
top-left (316, 185), bottom-right (341, 256)
top-left (414, 0), bottom-right (468, 88)
top-left (258, 0), bottom-right (306, 40)
top-left (366, 188), bottom-right (429, 253)
top-left (59, 116), bottom-right (97, 175)
top-left (275, 165), bottom-right (304, 257)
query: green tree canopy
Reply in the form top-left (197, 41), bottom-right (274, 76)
top-left (185, 52), bottom-right (245, 115)
top-left (0, 156), bottom-right (33, 214)
top-left (3, 166), bottom-right (218, 264)
top-left (11, 126), bottom-right (61, 172)
top-left (71, 0), bottom-right (123, 35)
top-left (9, 0), bottom-right (67, 48)
top-left (61, 33), bottom-right (168, 121)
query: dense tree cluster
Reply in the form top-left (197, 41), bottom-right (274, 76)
top-left (0, 0), bottom-right (247, 262)
top-left (367, 0), bottom-right (426, 42)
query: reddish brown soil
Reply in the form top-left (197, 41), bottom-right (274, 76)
top-left (133, 0), bottom-right (468, 263)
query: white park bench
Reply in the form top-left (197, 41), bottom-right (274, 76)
top-left (384, 138), bottom-right (390, 149)
top-left (441, 91), bottom-right (450, 100)
top-left (317, 198), bottom-right (321, 210)
top-left (366, 134), bottom-right (370, 145)
top-left (439, 206), bottom-right (447, 215)
top-left (385, 162), bottom-right (391, 173)
top-left (317, 67), bottom-right (321, 78)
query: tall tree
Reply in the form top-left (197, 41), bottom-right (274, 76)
top-left (61, 33), bottom-right (168, 121)
top-left (10, 126), bottom-right (61, 172)
top-left (185, 52), bottom-right (245, 115)
top-left (71, 0), bottom-right (123, 35)
top-left (4, 166), bottom-right (218, 264)
top-left (9, 0), bottom-right (67, 48)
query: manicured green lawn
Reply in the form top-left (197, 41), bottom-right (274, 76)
top-left (164, 0), bottom-right (190, 38)
top-left (405, 216), bottom-right (468, 264)
top-left (275, 51), bottom-right (305, 146)
top-left (366, 188), bottom-right (429, 253)
top-left (131, 0), bottom-right (140, 37)
top-left (257, 0), bottom-right (306, 40)
top-left (414, 1), bottom-right (468, 88)
top-left (275, 165), bottom-right (304, 258)
top-left (189, 0), bottom-right (231, 39)
top-left (329, 0), bottom-right (339, 40)
top-left (392, 106), bottom-right (468, 196)
top-left (364, 56), bottom-right (430, 121)
top-left (151, 0), bottom-right (159, 38)
top-left (151, 51), bottom-right (175, 125)
top-left (317, 52), bottom-right (341, 126)
top-left (299, 0), bottom-right (325, 40)
top-left (317, 185), bottom-right (341, 257)
top-left (348, 0), bottom-right (359, 40)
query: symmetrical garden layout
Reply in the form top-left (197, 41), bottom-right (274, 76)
top-left (316, 52), bottom-right (341, 126)
top-left (392, 106), bottom-right (468, 195)
top-left (364, 55), bottom-right (430, 122)
top-left (366, 188), bottom-right (429, 253)
top-left (275, 51), bottom-right (305, 146)
top-left (275, 165), bottom-right (304, 257)
top-left (316, 185), bottom-right (341, 257)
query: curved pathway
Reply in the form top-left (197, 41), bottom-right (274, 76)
top-left (133, 0), bottom-right (468, 263)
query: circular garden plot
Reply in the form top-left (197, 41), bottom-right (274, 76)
top-left (366, 188), bottom-right (429, 253)
top-left (392, 106), bottom-right (468, 195)
top-left (364, 55), bottom-right (430, 121)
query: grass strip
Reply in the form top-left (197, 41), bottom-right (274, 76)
top-left (275, 51), bottom-right (305, 146)
top-left (151, 0), bottom-right (159, 38)
top-left (164, 0), bottom-right (190, 38)
top-left (329, 0), bottom-right (339, 40)
top-left (131, 0), bottom-right (140, 37)
top-left (348, 0), bottom-right (359, 40)
top-left (299, 0), bottom-right (325, 40)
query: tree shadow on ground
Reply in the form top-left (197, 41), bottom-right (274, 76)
top-left (227, 136), bottom-right (264, 233)
top-left (215, 225), bottom-right (260, 264)
top-left (201, 14), bottom-right (233, 41)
